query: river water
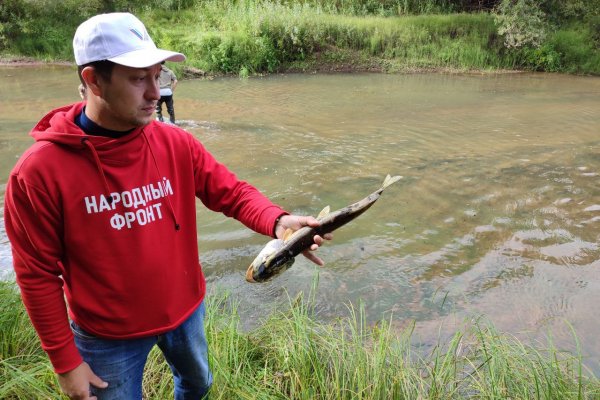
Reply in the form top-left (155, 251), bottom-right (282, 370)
top-left (1, 66), bottom-right (599, 374)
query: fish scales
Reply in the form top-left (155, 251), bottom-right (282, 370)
top-left (246, 174), bottom-right (402, 283)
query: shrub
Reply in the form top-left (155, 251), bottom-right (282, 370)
top-left (521, 44), bottom-right (562, 71)
top-left (549, 28), bottom-right (597, 73)
top-left (494, 0), bottom-right (548, 49)
top-left (541, 0), bottom-right (600, 24)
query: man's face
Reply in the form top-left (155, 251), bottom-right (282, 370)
top-left (95, 63), bottom-right (161, 131)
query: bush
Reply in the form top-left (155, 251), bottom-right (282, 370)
top-left (494, 0), bottom-right (548, 49)
top-left (521, 44), bottom-right (561, 71)
top-left (185, 30), bottom-right (279, 74)
top-left (541, 0), bottom-right (600, 24)
top-left (549, 28), bottom-right (598, 73)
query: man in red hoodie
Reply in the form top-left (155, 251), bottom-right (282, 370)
top-left (4, 12), bottom-right (330, 400)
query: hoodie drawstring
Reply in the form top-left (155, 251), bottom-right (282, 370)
top-left (81, 137), bottom-right (114, 205)
top-left (141, 131), bottom-right (180, 231)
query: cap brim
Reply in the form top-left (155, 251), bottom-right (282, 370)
top-left (108, 48), bottom-right (186, 68)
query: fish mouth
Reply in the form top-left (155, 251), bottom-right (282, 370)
top-left (245, 264), bottom-right (256, 282)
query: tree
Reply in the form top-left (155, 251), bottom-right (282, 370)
top-left (494, 0), bottom-right (547, 49)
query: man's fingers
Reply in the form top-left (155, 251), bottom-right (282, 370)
top-left (87, 368), bottom-right (108, 390)
top-left (313, 234), bottom-right (333, 246)
top-left (302, 250), bottom-right (324, 266)
top-left (89, 376), bottom-right (108, 389)
top-left (302, 216), bottom-right (320, 227)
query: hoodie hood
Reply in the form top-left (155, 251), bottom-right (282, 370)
top-left (30, 102), bottom-right (145, 150)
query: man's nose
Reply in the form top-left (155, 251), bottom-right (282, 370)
top-left (147, 79), bottom-right (160, 100)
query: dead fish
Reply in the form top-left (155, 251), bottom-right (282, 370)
top-left (246, 174), bottom-right (402, 283)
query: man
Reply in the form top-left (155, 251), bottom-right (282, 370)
top-left (156, 61), bottom-right (178, 124)
top-left (4, 12), bottom-right (330, 400)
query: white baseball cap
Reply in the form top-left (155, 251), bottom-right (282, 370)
top-left (73, 12), bottom-right (185, 67)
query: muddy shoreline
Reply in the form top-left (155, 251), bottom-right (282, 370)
top-left (0, 56), bottom-right (73, 67)
top-left (0, 55), bottom-right (525, 77)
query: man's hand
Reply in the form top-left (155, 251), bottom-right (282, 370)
top-left (58, 362), bottom-right (108, 400)
top-left (275, 215), bottom-right (333, 265)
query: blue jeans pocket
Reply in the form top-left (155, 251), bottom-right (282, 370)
top-left (70, 321), bottom-right (98, 341)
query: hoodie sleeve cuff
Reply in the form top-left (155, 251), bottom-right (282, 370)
top-left (46, 340), bottom-right (84, 374)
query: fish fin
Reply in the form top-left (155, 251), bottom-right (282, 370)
top-left (317, 206), bottom-right (330, 219)
top-left (382, 174), bottom-right (402, 189)
top-left (282, 228), bottom-right (295, 242)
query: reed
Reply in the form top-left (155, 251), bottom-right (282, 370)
top-left (1, 280), bottom-right (599, 399)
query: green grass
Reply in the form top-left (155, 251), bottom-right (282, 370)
top-left (139, 2), bottom-right (600, 76)
top-left (142, 6), bottom-right (513, 75)
top-left (1, 0), bottom-right (599, 75)
top-left (1, 280), bottom-right (599, 399)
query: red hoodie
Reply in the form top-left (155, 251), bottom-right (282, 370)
top-left (4, 102), bottom-right (286, 373)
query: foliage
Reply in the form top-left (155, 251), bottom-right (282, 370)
top-left (590, 15), bottom-right (600, 43)
top-left (0, 0), bottom-right (101, 57)
top-left (514, 24), bottom-right (600, 74)
top-left (547, 27), bottom-right (600, 73)
top-left (0, 0), bottom-right (599, 75)
top-left (493, 0), bottom-right (547, 49)
top-left (541, 0), bottom-right (600, 24)
top-left (520, 43), bottom-right (562, 72)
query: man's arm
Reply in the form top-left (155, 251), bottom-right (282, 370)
top-left (188, 136), bottom-right (332, 262)
top-left (166, 68), bottom-right (177, 92)
top-left (5, 173), bottom-right (80, 371)
top-left (4, 172), bottom-right (107, 397)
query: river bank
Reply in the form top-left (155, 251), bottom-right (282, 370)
top-left (0, 56), bottom-right (72, 67)
top-left (2, 1), bottom-right (599, 77)
top-left (0, 52), bottom-right (527, 79)
top-left (2, 281), bottom-right (599, 399)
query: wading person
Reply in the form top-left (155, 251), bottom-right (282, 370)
top-left (4, 12), bottom-right (330, 400)
top-left (156, 61), bottom-right (178, 124)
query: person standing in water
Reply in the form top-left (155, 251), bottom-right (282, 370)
top-left (4, 12), bottom-right (331, 400)
top-left (156, 61), bottom-right (178, 124)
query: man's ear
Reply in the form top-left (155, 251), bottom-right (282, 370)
top-left (81, 66), bottom-right (103, 97)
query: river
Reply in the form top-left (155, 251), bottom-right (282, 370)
top-left (1, 66), bottom-right (599, 374)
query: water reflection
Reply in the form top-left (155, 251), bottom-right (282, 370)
top-left (1, 67), bottom-right (599, 373)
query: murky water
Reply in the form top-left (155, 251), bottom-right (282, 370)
top-left (1, 66), bottom-right (599, 374)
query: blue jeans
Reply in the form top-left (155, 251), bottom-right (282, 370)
top-left (71, 302), bottom-right (212, 400)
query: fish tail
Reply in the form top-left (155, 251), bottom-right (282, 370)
top-left (382, 174), bottom-right (402, 190)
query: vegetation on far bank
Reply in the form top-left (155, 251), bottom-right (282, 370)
top-left (0, 0), bottom-right (599, 77)
top-left (1, 280), bottom-right (599, 399)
